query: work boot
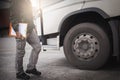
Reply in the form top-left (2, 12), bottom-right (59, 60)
top-left (16, 72), bottom-right (30, 80)
top-left (26, 68), bottom-right (41, 76)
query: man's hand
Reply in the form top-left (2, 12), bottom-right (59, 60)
top-left (16, 32), bottom-right (24, 39)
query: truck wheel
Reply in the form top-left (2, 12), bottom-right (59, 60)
top-left (63, 23), bottom-right (110, 70)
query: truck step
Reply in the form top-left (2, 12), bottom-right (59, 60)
top-left (42, 45), bottom-right (60, 51)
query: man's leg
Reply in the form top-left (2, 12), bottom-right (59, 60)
top-left (16, 39), bottom-right (30, 79)
top-left (16, 39), bottom-right (26, 74)
top-left (26, 29), bottom-right (41, 75)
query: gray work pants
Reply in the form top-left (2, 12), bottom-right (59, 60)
top-left (15, 29), bottom-right (41, 74)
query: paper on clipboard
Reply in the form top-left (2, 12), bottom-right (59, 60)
top-left (18, 23), bottom-right (28, 38)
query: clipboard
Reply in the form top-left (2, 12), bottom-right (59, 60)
top-left (18, 23), bottom-right (28, 38)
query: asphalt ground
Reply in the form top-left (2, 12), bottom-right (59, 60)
top-left (0, 38), bottom-right (120, 80)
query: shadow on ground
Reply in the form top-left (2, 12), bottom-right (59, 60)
top-left (0, 51), bottom-right (120, 80)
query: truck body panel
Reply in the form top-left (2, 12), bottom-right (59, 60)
top-left (41, 0), bottom-right (120, 35)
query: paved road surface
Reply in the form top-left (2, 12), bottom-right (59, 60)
top-left (0, 38), bottom-right (120, 80)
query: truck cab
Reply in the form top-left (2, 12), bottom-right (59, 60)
top-left (33, 0), bottom-right (120, 69)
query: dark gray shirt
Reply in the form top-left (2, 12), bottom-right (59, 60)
top-left (10, 0), bottom-right (35, 33)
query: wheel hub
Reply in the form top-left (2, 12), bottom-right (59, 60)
top-left (72, 33), bottom-right (99, 61)
top-left (79, 41), bottom-right (90, 51)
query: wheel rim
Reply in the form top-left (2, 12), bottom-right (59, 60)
top-left (72, 33), bottom-right (100, 61)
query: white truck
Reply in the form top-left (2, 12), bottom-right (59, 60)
top-left (34, 0), bottom-right (120, 70)
top-left (0, 0), bottom-right (120, 70)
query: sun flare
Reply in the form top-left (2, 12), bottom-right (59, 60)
top-left (30, 0), bottom-right (40, 9)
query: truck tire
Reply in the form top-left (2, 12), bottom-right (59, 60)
top-left (63, 23), bottom-right (110, 70)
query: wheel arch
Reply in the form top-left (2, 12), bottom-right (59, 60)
top-left (58, 7), bottom-right (115, 54)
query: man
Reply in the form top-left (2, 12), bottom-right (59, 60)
top-left (10, 0), bottom-right (41, 80)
